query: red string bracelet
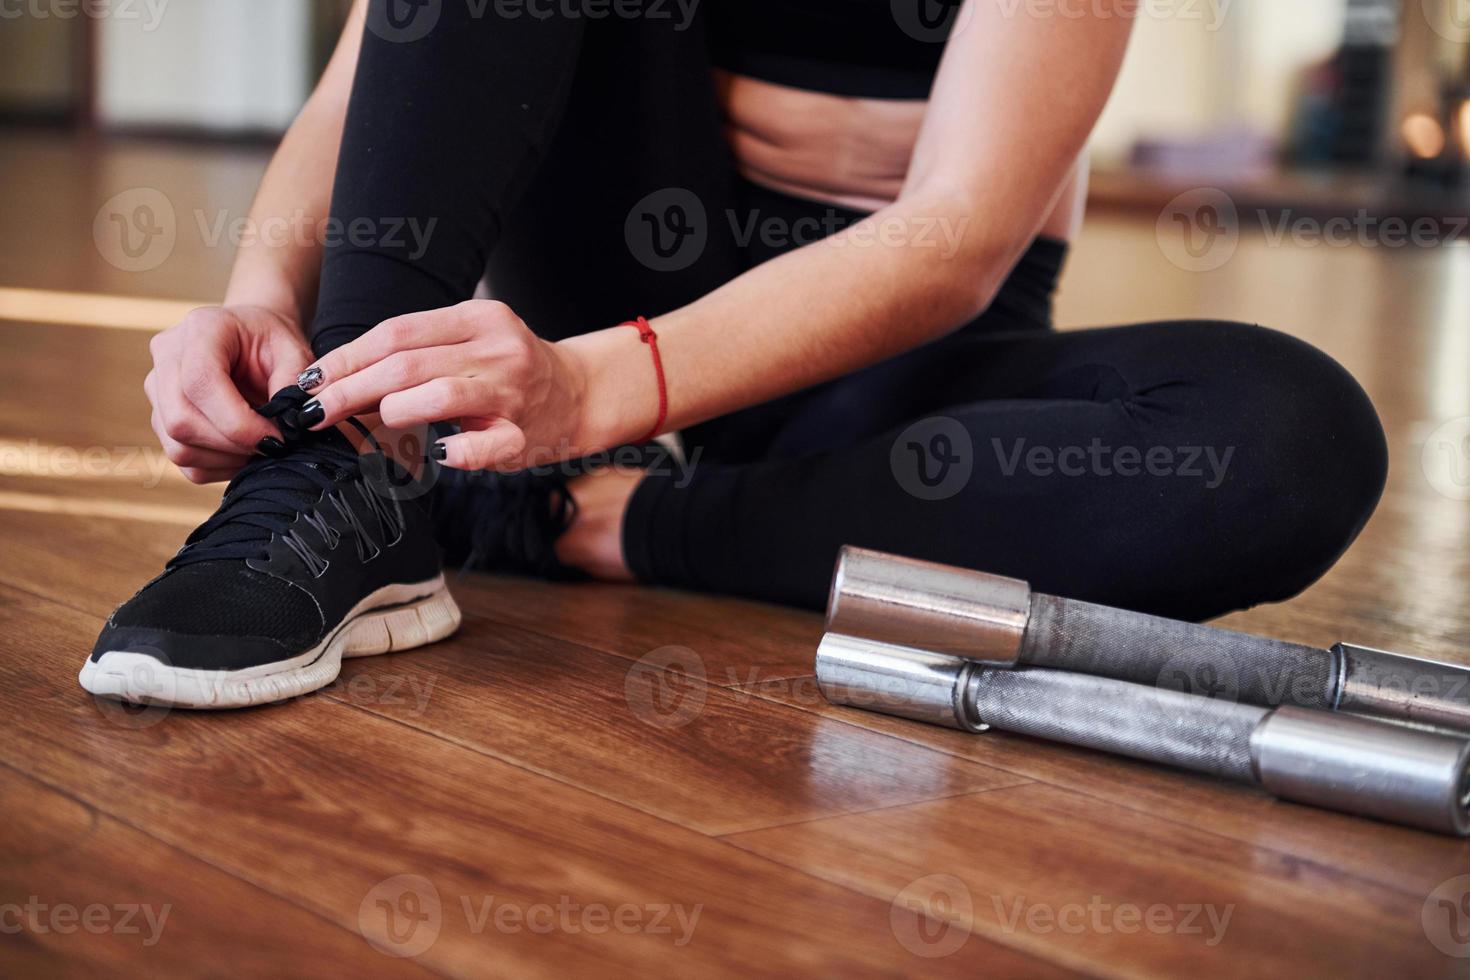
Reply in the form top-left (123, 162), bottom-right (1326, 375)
top-left (619, 315), bottom-right (667, 443)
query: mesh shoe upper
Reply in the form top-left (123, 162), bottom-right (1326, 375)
top-left (108, 561), bottom-right (324, 650)
top-left (92, 387), bottom-right (444, 670)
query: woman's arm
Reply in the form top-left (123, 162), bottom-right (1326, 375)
top-left (143, 1), bottom-right (368, 481)
top-left (223, 0), bottom-right (367, 321)
top-left (302, 1), bottom-right (1135, 469)
top-left (565, 0), bottom-right (1135, 449)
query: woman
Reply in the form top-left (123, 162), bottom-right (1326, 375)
top-left (81, 0), bottom-right (1387, 708)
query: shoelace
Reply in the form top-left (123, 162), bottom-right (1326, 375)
top-left (169, 388), bottom-right (404, 574)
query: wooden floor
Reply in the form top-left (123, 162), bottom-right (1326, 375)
top-left (2, 131), bottom-right (1469, 977)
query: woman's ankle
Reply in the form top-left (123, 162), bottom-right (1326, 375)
top-left (556, 466), bottom-right (642, 581)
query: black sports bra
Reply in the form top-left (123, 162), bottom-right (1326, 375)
top-left (709, 0), bottom-right (961, 100)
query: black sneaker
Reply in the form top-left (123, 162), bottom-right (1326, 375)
top-left (80, 387), bottom-right (460, 709)
top-left (425, 442), bottom-right (675, 579)
top-left (429, 462), bottom-right (585, 580)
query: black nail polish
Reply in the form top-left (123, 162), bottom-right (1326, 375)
top-left (430, 442), bottom-right (447, 461)
top-left (298, 400), bottom-right (325, 428)
top-left (297, 366), bottom-right (324, 391)
top-left (257, 436), bottom-right (287, 457)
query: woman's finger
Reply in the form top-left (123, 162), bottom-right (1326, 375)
top-left (179, 466), bottom-right (243, 485)
top-left (433, 418), bottom-right (527, 471)
top-left (377, 375), bottom-right (496, 430)
top-left (151, 408), bottom-right (252, 471)
top-left (300, 305), bottom-right (479, 393)
top-left (304, 346), bottom-right (473, 429)
top-left (177, 342), bottom-right (280, 452)
top-left (154, 358), bottom-right (264, 456)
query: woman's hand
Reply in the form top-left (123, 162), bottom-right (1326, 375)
top-left (298, 300), bottom-right (589, 470)
top-left (146, 305), bottom-right (314, 483)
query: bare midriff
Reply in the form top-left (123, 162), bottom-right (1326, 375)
top-left (714, 69), bottom-right (1085, 240)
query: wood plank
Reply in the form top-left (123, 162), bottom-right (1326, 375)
top-left (0, 583), bottom-right (1065, 979)
top-left (725, 782), bottom-right (1451, 979)
top-left (0, 505), bottom-right (1027, 836)
top-left (0, 764), bottom-right (430, 978)
top-left (328, 611), bottom-right (1027, 834)
top-left (739, 675), bottom-right (1470, 901)
top-left (455, 573), bottom-right (828, 686)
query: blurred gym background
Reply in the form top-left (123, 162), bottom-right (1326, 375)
top-left (3, 1), bottom-right (1465, 191)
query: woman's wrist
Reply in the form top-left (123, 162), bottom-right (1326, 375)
top-left (223, 258), bottom-right (313, 329)
top-left (558, 324), bottom-right (665, 452)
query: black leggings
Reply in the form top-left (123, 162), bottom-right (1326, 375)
top-left (312, 4), bottom-right (1388, 619)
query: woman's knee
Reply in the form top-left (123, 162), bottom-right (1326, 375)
top-left (1185, 321), bottom-right (1388, 605)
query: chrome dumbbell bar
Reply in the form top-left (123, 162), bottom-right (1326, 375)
top-left (817, 632), bottom-right (1470, 835)
top-left (826, 547), bottom-right (1470, 735)
top-left (816, 547), bottom-right (1470, 836)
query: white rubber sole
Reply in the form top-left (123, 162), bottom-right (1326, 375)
top-left (79, 576), bottom-right (461, 710)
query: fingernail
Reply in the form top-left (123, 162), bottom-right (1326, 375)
top-left (298, 400), bottom-right (325, 428)
top-left (257, 436), bottom-right (287, 457)
top-left (430, 442), bottom-right (447, 461)
top-left (297, 366), bottom-right (324, 391)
